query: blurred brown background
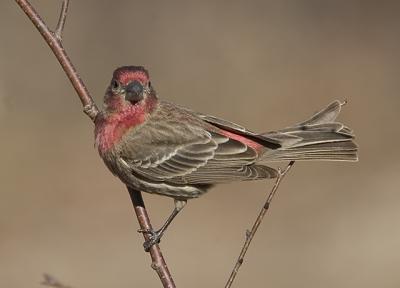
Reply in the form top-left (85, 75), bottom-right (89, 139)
top-left (1, 1), bottom-right (400, 287)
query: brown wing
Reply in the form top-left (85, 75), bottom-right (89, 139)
top-left (118, 102), bottom-right (277, 185)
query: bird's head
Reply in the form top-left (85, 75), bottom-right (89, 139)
top-left (103, 66), bottom-right (157, 114)
top-left (95, 66), bottom-right (158, 153)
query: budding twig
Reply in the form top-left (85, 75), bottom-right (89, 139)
top-left (225, 161), bottom-right (295, 288)
top-left (15, 1), bottom-right (175, 287)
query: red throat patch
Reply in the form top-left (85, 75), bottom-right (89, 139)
top-left (95, 95), bottom-right (157, 154)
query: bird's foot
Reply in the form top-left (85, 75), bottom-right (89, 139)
top-left (137, 228), bottom-right (163, 252)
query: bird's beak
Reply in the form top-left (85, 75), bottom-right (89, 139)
top-left (125, 80), bottom-right (144, 103)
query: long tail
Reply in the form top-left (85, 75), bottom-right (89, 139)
top-left (261, 100), bottom-right (358, 161)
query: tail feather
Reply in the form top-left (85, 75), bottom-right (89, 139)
top-left (296, 100), bottom-right (343, 126)
top-left (262, 100), bottom-right (358, 162)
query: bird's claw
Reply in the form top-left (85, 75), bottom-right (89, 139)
top-left (138, 228), bottom-right (162, 252)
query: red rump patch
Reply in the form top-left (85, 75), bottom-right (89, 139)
top-left (219, 129), bottom-right (263, 151)
top-left (113, 66), bottom-right (149, 86)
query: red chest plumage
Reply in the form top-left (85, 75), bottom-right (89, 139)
top-left (95, 94), bottom-right (158, 154)
top-left (95, 107), bottom-right (145, 154)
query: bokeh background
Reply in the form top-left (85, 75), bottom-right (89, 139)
top-left (1, 1), bottom-right (400, 287)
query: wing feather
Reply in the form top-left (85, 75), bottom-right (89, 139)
top-left (117, 101), bottom-right (278, 186)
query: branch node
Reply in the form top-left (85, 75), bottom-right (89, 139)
top-left (83, 103), bottom-right (99, 120)
top-left (151, 261), bottom-right (162, 271)
top-left (54, 0), bottom-right (69, 41)
top-left (277, 167), bottom-right (283, 176)
top-left (245, 229), bottom-right (251, 240)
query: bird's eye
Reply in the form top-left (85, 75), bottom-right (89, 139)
top-left (111, 79), bottom-right (121, 92)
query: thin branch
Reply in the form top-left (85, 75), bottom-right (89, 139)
top-left (225, 161), bottom-right (295, 288)
top-left (15, 0), bottom-right (98, 120)
top-left (54, 0), bottom-right (69, 40)
top-left (41, 274), bottom-right (71, 288)
top-left (128, 188), bottom-right (176, 288)
top-left (15, 1), bottom-right (175, 287)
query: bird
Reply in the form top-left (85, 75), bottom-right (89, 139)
top-left (94, 65), bottom-right (358, 251)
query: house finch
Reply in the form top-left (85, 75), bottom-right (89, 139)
top-left (95, 66), bottom-right (358, 250)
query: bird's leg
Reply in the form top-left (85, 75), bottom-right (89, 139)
top-left (139, 199), bottom-right (187, 252)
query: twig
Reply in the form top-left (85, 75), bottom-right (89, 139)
top-left (41, 274), bottom-right (71, 288)
top-left (15, 1), bottom-right (175, 287)
top-left (225, 161), bottom-right (295, 288)
top-left (15, 0), bottom-right (98, 120)
top-left (54, 0), bottom-right (69, 40)
top-left (128, 188), bottom-right (176, 288)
